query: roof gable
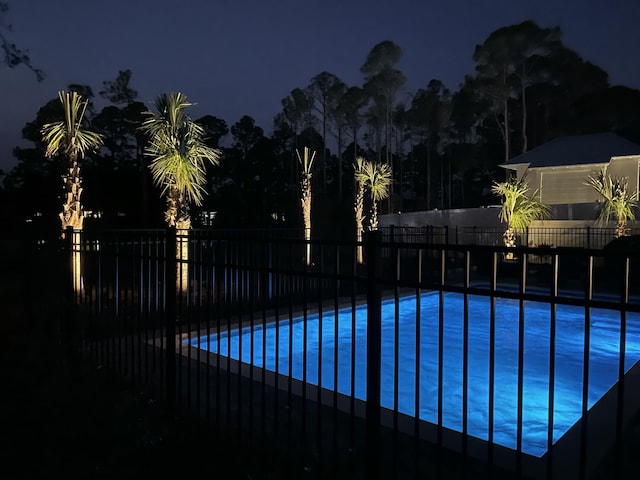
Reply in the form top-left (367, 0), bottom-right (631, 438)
top-left (502, 133), bottom-right (640, 168)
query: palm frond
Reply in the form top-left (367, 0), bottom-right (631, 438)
top-left (296, 147), bottom-right (316, 177)
top-left (41, 90), bottom-right (103, 159)
top-left (360, 160), bottom-right (392, 203)
top-left (586, 167), bottom-right (638, 227)
top-left (491, 176), bottom-right (550, 231)
top-left (142, 92), bottom-right (221, 211)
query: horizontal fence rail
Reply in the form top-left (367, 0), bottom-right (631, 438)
top-left (51, 227), bottom-right (640, 479)
top-left (380, 225), bottom-right (640, 250)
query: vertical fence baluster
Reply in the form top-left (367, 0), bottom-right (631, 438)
top-left (365, 230), bottom-right (382, 480)
top-left (414, 247), bottom-right (423, 477)
top-left (436, 247), bottom-right (446, 478)
top-left (516, 253), bottom-right (527, 475)
top-left (165, 227), bottom-right (177, 417)
top-left (462, 250), bottom-right (470, 476)
top-left (616, 256), bottom-right (630, 478)
top-left (488, 250), bottom-right (497, 474)
top-left (580, 255), bottom-right (594, 480)
top-left (393, 233), bottom-right (400, 475)
top-left (547, 253), bottom-right (559, 478)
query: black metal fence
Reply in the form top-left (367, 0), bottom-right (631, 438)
top-left (379, 225), bottom-right (640, 250)
top-left (53, 227), bottom-right (640, 478)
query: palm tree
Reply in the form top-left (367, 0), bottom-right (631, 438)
top-left (41, 90), bottom-right (103, 295)
top-left (140, 92), bottom-right (221, 290)
top-left (353, 156), bottom-right (367, 264)
top-left (41, 90), bottom-right (103, 232)
top-left (491, 176), bottom-right (550, 249)
top-left (586, 167), bottom-right (638, 237)
top-left (297, 146), bottom-right (316, 266)
top-left (358, 160), bottom-right (392, 231)
top-left (141, 92), bottom-right (221, 229)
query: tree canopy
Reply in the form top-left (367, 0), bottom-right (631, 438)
top-left (3, 20), bottom-right (639, 230)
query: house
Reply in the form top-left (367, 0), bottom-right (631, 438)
top-left (379, 133), bottom-right (639, 248)
top-left (500, 133), bottom-right (640, 220)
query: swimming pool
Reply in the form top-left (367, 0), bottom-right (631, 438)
top-left (187, 292), bottom-right (640, 457)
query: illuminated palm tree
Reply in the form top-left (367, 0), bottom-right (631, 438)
top-left (491, 176), bottom-right (550, 248)
top-left (353, 156), bottom-right (367, 263)
top-left (141, 92), bottom-right (221, 229)
top-left (586, 167), bottom-right (638, 237)
top-left (359, 160), bottom-right (392, 231)
top-left (297, 146), bottom-right (316, 266)
top-left (41, 90), bottom-right (103, 232)
top-left (141, 92), bottom-right (221, 289)
top-left (41, 90), bottom-right (103, 295)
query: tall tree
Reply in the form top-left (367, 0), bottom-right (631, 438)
top-left (470, 39), bottom-right (514, 163)
top-left (231, 115), bottom-right (264, 160)
top-left (357, 160), bottom-right (392, 231)
top-left (353, 156), bottom-right (367, 264)
top-left (502, 21), bottom-right (561, 153)
top-left (339, 86), bottom-right (366, 165)
top-left (0, 2), bottom-right (44, 80)
top-left (409, 79), bottom-right (452, 209)
top-left (196, 115), bottom-right (228, 148)
top-left (141, 92), bottom-right (221, 290)
top-left (281, 88), bottom-right (315, 145)
top-left (470, 20), bottom-right (603, 160)
top-left (361, 40), bottom-right (407, 167)
top-left (99, 69), bottom-right (138, 105)
top-left (41, 91), bottom-right (103, 232)
top-left (535, 48), bottom-right (609, 141)
top-left (308, 71), bottom-right (343, 190)
top-left (41, 90), bottom-right (103, 294)
top-left (140, 92), bottom-right (221, 230)
top-left (586, 167), bottom-right (638, 237)
top-left (91, 101), bottom-right (150, 226)
top-left (326, 79), bottom-right (348, 201)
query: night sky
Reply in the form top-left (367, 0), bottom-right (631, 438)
top-left (1, 0), bottom-right (639, 172)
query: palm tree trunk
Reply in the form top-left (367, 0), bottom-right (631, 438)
top-left (503, 227), bottom-right (516, 248)
top-left (355, 184), bottom-right (365, 264)
top-left (60, 153), bottom-right (84, 231)
top-left (71, 229), bottom-right (84, 296)
top-left (168, 189), bottom-right (191, 293)
top-left (370, 201), bottom-right (379, 231)
top-left (302, 184), bottom-right (312, 266)
top-left (59, 153), bottom-right (85, 295)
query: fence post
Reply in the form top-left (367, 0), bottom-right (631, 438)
top-left (586, 226), bottom-right (591, 249)
top-left (165, 226), bottom-right (177, 417)
top-left (365, 230), bottom-right (382, 480)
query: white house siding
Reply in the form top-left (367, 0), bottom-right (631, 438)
top-left (608, 155), bottom-right (640, 197)
top-left (536, 164), bottom-right (606, 205)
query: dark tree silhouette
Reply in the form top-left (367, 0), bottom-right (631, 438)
top-left (0, 2), bottom-right (44, 81)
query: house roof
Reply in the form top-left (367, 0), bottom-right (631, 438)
top-left (501, 133), bottom-right (640, 168)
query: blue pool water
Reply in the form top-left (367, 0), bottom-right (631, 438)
top-left (187, 292), bottom-right (640, 457)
